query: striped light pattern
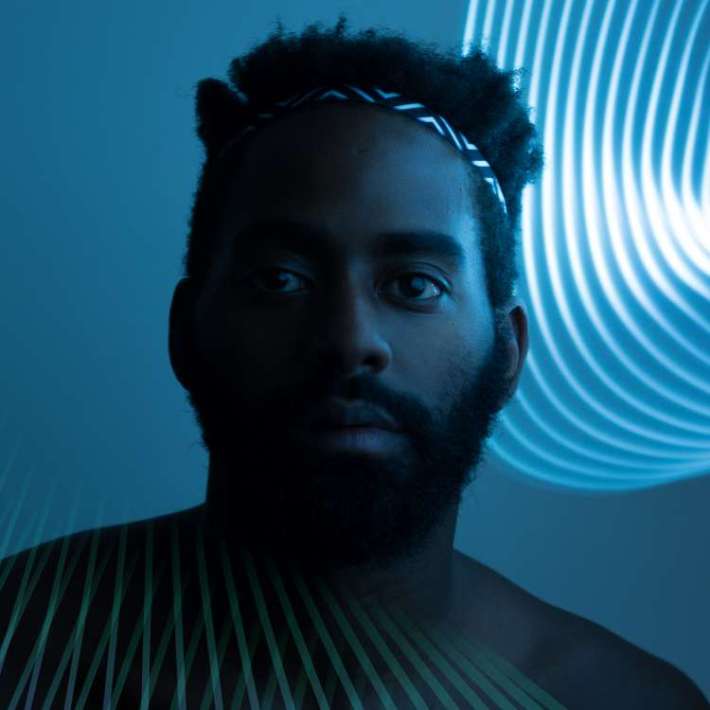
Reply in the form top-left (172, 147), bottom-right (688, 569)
top-left (0, 486), bottom-right (569, 708)
top-left (462, 0), bottom-right (710, 490)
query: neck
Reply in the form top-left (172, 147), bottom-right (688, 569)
top-left (197, 466), bottom-right (460, 630)
top-left (163, 482), bottom-right (463, 693)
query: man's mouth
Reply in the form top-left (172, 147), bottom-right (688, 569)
top-left (309, 425), bottom-right (404, 454)
top-left (310, 398), bottom-right (402, 432)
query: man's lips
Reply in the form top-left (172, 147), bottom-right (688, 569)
top-left (310, 398), bottom-right (402, 432)
top-left (309, 425), bottom-right (404, 453)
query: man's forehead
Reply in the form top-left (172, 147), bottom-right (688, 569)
top-left (226, 217), bottom-right (469, 270)
top-left (236, 100), bottom-right (465, 160)
top-left (218, 103), bottom-right (479, 258)
top-left (229, 102), bottom-right (473, 201)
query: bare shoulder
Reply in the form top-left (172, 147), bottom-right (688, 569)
top-left (0, 507), bottom-right (200, 704)
top-left (452, 551), bottom-right (708, 709)
top-left (533, 617), bottom-right (709, 709)
top-left (0, 528), bottom-right (104, 702)
top-left (0, 505), bottom-right (198, 620)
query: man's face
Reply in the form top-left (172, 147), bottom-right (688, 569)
top-left (179, 103), bottom-right (516, 569)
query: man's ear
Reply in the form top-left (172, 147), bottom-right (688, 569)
top-left (168, 278), bottom-right (201, 391)
top-left (496, 297), bottom-right (529, 409)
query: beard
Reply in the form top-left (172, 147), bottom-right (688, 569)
top-left (183, 324), bottom-right (512, 574)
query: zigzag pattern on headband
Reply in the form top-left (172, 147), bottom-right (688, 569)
top-left (219, 83), bottom-right (508, 217)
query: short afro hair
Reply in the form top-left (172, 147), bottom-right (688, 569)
top-left (182, 14), bottom-right (543, 313)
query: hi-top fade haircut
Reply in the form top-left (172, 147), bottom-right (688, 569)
top-left (182, 14), bottom-right (544, 313)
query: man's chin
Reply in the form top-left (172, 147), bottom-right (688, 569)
top-left (206, 449), bottom-right (442, 568)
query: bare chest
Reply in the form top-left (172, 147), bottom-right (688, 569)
top-left (75, 597), bottom-right (557, 710)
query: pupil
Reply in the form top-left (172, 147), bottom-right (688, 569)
top-left (403, 275), bottom-right (426, 296)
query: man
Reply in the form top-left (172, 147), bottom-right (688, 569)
top-left (1, 17), bottom-right (707, 709)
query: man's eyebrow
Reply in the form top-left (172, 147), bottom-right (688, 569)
top-left (233, 218), bottom-right (467, 269)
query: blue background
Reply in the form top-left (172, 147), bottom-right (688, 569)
top-left (1, 0), bottom-right (708, 695)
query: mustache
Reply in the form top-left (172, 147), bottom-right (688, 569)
top-left (199, 367), bottom-right (403, 420)
top-left (188, 372), bottom-right (434, 448)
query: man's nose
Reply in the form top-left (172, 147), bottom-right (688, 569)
top-left (310, 285), bottom-right (393, 377)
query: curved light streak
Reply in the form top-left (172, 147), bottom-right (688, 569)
top-left (579, 0), bottom-right (710, 415)
top-left (661, 1), bottom-right (710, 274)
top-left (613, 0), bottom-right (710, 414)
top-left (462, 0), bottom-right (710, 489)
top-left (681, 50), bottom-right (710, 252)
top-left (641, 1), bottom-right (710, 298)
top-left (601, 0), bottom-right (710, 390)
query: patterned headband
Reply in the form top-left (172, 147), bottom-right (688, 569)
top-left (217, 84), bottom-right (508, 216)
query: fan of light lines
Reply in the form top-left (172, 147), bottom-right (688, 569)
top-left (462, 0), bottom-right (710, 490)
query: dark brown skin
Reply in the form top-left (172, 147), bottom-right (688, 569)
top-left (1, 103), bottom-right (706, 708)
top-left (172, 100), bottom-right (527, 616)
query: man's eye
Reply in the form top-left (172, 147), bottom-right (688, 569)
top-left (250, 267), bottom-right (306, 294)
top-left (250, 268), bottom-right (447, 302)
top-left (386, 273), bottom-right (447, 302)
